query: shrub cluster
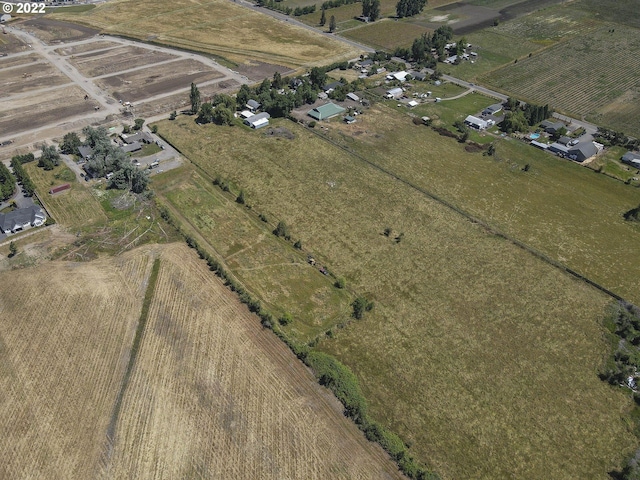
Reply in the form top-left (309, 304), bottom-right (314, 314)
top-left (600, 302), bottom-right (640, 387)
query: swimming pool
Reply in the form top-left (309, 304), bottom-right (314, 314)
top-left (530, 133), bottom-right (541, 139)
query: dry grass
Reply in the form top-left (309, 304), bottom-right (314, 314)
top-left (341, 19), bottom-right (430, 50)
top-left (25, 163), bottom-right (108, 230)
top-left (104, 243), bottom-right (402, 479)
top-left (0, 246), bottom-right (154, 478)
top-left (52, 0), bottom-right (361, 69)
top-left (158, 115), bottom-right (638, 478)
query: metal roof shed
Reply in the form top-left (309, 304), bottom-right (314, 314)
top-left (307, 103), bottom-right (346, 121)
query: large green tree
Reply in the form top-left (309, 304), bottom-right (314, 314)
top-left (190, 82), bottom-right (201, 115)
top-left (396, 0), bottom-right (426, 18)
top-left (38, 145), bottom-right (60, 171)
top-left (60, 132), bottom-right (81, 155)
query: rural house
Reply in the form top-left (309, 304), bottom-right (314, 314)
top-left (307, 103), bottom-right (346, 121)
top-left (322, 81), bottom-right (343, 93)
top-left (121, 132), bottom-right (153, 144)
top-left (540, 120), bottom-right (565, 135)
top-left (244, 112), bottom-right (270, 129)
top-left (411, 71), bottom-right (427, 81)
top-left (78, 145), bottom-right (93, 161)
top-left (464, 115), bottom-right (488, 130)
top-left (482, 103), bottom-right (503, 116)
top-left (622, 151), bottom-right (640, 168)
top-left (0, 205), bottom-right (46, 234)
top-left (568, 142), bottom-right (598, 162)
top-left (121, 141), bottom-right (142, 154)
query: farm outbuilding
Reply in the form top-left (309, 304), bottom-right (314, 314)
top-left (568, 142), bottom-right (597, 162)
top-left (346, 92), bottom-right (360, 102)
top-left (464, 115), bottom-right (488, 130)
top-left (307, 103), bottom-right (346, 121)
top-left (622, 151), bottom-right (640, 168)
top-left (0, 205), bottom-right (45, 234)
top-left (385, 87), bottom-right (403, 99)
top-left (246, 99), bottom-right (261, 112)
top-left (50, 183), bottom-right (71, 194)
top-left (344, 115), bottom-right (356, 124)
top-left (244, 112), bottom-right (270, 129)
top-left (482, 103), bottom-right (503, 116)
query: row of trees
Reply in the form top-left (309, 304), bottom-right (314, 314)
top-left (82, 126), bottom-right (149, 194)
top-left (500, 99), bottom-right (552, 133)
top-left (0, 162), bottom-right (16, 202)
top-left (393, 26), bottom-right (453, 66)
top-left (10, 154), bottom-right (36, 197)
top-left (361, 0), bottom-right (381, 21)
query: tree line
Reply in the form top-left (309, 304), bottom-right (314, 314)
top-left (500, 98), bottom-right (552, 134)
top-left (0, 162), bottom-right (16, 202)
top-left (10, 153), bottom-right (36, 197)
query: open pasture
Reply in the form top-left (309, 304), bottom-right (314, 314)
top-left (52, 0), bottom-right (360, 69)
top-left (153, 166), bottom-right (352, 343)
top-left (105, 243), bottom-right (402, 479)
top-left (67, 45), bottom-right (178, 78)
top-left (0, 60), bottom-right (69, 96)
top-left (0, 247), bottom-right (153, 479)
top-left (342, 19), bottom-right (430, 50)
top-left (0, 85), bottom-right (97, 138)
top-left (158, 116), bottom-right (637, 478)
top-left (481, 25), bottom-right (640, 137)
top-left (325, 105), bottom-right (640, 303)
top-left (96, 58), bottom-right (224, 103)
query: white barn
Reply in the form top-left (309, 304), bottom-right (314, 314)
top-left (464, 115), bottom-right (488, 130)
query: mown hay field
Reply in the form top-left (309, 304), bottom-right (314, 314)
top-left (0, 246), bottom-right (154, 478)
top-left (158, 116), bottom-right (637, 478)
top-left (52, 0), bottom-right (360, 69)
top-left (341, 19), bottom-right (430, 50)
top-left (323, 105), bottom-right (640, 304)
top-left (0, 243), bottom-right (403, 479)
top-left (153, 166), bottom-right (352, 343)
top-left (481, 25), bottom-right (640, 136)
top-left (105, 243), bottom-right (403, 479)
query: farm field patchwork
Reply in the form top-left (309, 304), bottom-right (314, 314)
top-left (105, 243), bottom-right (402, 479)
top-left (51, 0), bottom-right (360, 69)
top-left (157, 116), bottom-right (637, 478)
top-left (481, 25), bottom-right (640, 136)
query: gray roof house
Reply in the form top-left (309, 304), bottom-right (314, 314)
top-left (622, 151), bottom-right (640, 168)
top-left (246, 99), bottom-right (261, 112)
top-left (121, 141), bottom-right (142, 153)
top-left (122, 132), bottom-right (153, 144)
top-left (323, 81), bottom-right (343, 93)
top-left (540, 120), bottom-right (565, 134)
top-left (482, 103), bottom-right (503, 116)
top-left (411, 71), bottom-right (427, 81)
top-left (244, 112), bottom-right (270, 129)
top-left (0, 205), bottom-right (46, 234)
top-left (568, 142), bottom-right (597, 162)
top-left (549, 142), bottom-right (570, 155)
top-left (557, 136), bottom-right (572, 146)
top-left (78, 145), bottom-right (93, 161)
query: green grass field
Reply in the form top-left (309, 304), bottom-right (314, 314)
top-left (157, 114), bottom-right (637, 478)
top-left (152, 165), bottom-right (352, 343)
top-left (481, 25), bottom-right (640, 137)
top-left (51, 0), bottom-right (359, 68)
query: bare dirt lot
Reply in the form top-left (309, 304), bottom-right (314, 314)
top-left (0, 85), bottom-right (98, 137)
top-left (54, 40), bottom-right (119, 55)
top-left (20, 18), bottom-right (99, 44)
top-left (0, 32), bottom-right (28, 55)
top-left (0, 53), bottom-right (43, 69)
top-left (97, 58), bottom-right (225, 103)
top-left (133, 79), bottom-right (240, 117)
top-left (67, 45), bottom-right (179, 78)
top-left (0, 61), bottom-right (70, 96)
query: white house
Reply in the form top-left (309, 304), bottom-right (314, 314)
top-left (244, 112), bottom-right (270, 129)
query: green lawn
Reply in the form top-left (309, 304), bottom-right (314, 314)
top-left (157, 114), bottom-right (638, 479)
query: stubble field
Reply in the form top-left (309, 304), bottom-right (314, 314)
top-left (0, 242), bottom-right (403, 478)
top-left (157, 116), bottom-right (637, 478)
top-left (51, 0), bottom-right (361, 69)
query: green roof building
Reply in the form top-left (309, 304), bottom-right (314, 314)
top-left (308, 102), bottom-right (346, 121)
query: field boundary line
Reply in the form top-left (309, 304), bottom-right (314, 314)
top-left (100, 257), bottom-right (161, 473)
top-left (302, 119), bottom-right (632, 306)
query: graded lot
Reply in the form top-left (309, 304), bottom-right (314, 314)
top-left (0, 61), bottom-right (70, 96)
top-left (67, 45), bottom-right (179, 78)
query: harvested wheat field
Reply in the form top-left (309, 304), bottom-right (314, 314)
top-left (104, 243), bottom-right (401, 479)
top-left (0, 243), bottom-right (402, 479)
